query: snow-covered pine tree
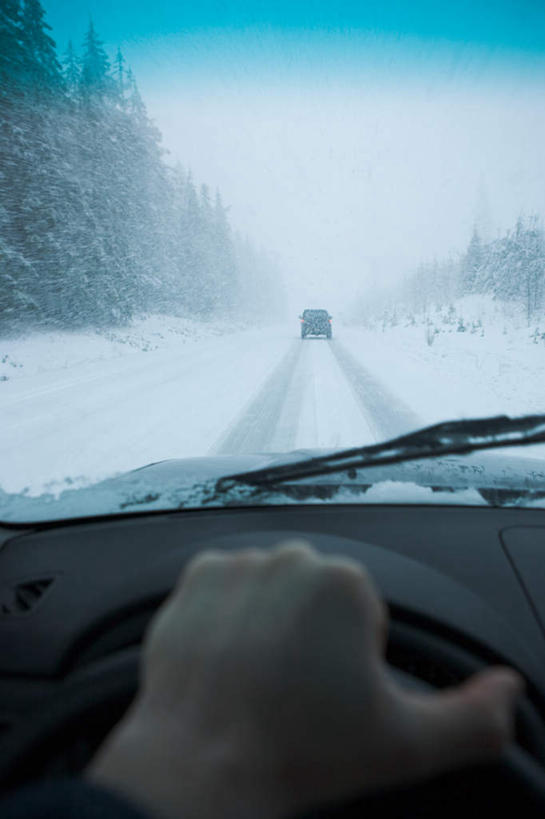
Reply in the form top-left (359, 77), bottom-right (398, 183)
top-left (212, 189), bottom-right (237, 314)
top-left (114, 47), bottom-right (126, 107)
top-left (1, 0), bottom-right (69, 329)
top-left (0, 11), bottom-right (283, 332)
top-left (63, 40), bottom-right (80, 98)
top-left (462, 227), bottom-right (484, 294)
top-left (20, 0), bottom-right (62, 92)
top-left (80, 20), bottom-right (115, 102)
top-left (0, 0), bottom-right (25, 91)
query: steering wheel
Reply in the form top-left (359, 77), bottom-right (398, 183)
top-left (2, 624), bottom-right (545, 817)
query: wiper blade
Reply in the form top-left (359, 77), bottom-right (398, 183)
top-left (216, 413), bottom-right (545, 490)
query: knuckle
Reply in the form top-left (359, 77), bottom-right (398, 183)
top-left (234, 547), bottom-right (267, 564)
top-left (189, 548), bottom-right (227, 569)
top-left (323, 561), bottom-right (365, 592)
top-left (316, 558), bottom-right (388, 632)
top-left (181, 547), bottom-right (266, 591)
top-left (270, 539), bottom-right (317, 564)
top-left (182, 549), bottom-right (228, 582)
top-left (320, 556), bottom-right (371, 596)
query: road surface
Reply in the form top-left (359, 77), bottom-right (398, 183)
top-left (1, 326), bottom-right (419, 495)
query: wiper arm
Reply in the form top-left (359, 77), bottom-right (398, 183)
top-left (216, 413), bottom-right (545, 490)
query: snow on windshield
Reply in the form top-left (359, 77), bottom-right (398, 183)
top-left (1, 1), bottom-right (545, 511)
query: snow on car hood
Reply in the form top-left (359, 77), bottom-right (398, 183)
top-left (2, 448), bottom-right (545, 524)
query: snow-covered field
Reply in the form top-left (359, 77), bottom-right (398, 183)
top-left (343, 321), bottom-right (545, 424)
top-left (1, 310), bottom-right (544, 497)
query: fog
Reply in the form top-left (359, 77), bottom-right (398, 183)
top-left (41, 2), bottom-right (545, 316)
top-left (147, 94), bottom-right (535, 311)
top-left (140, 41), bottom-right (545, 314)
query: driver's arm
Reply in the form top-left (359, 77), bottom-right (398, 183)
top-left (0, 778), bottom-right (149, 819)
top-left (84, 541), bottom-right (522, 819)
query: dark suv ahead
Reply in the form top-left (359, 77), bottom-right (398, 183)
top-left (299, 308), bottom-right (332, 339)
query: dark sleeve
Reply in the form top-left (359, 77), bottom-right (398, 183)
top-left (0, 778), bottom-right (152, 819)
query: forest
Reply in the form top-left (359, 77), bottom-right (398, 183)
top-left (0, 1), bottom-right (283, 333)
top-left (357, 215), bottom-right (545, 330)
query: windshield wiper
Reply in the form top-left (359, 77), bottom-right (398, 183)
top-left (216, 413), bottom-right (545, 491)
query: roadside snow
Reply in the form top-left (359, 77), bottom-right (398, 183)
top-left (343, 315), bottom-right (545, 424)
top-left (2, 305), bottom-right (545, 501)
top-left (1, 318), bottom-right (293, 495)
top-left (0, 315), bottom-right (238, 383)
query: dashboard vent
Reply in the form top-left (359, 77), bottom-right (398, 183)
top-left (0, 577), bottom-right (55, 616)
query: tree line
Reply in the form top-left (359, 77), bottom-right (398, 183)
top-left (356, 215), bottom-right (545, 328)
top-left (0, 1), bottom-right (284, 332)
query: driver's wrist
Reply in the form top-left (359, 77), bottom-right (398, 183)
top-left (86, 703), bottom-right (289, 819)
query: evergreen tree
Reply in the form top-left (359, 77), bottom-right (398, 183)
top-left (212, 189), bottom-right (237, 312)
top-left (114, 47), bottom-right (126, 105)
top-left (80, 20), bottom-right (113, 101)
top-left (462, 227), bottom-right (484, 293)
top-left (0, 0), bottom-right (26, 93)
top-left (20, 0), bottom-right (62, 92)
top-left (375, 215), bottom-right (545, 328)
top-left (63, 40), bottom-right (80, 97)
top-left (200, 183), bottom-right (212, 215)
top-left (125, 67), bottom-right (146, 118)
top-left (0, 13), bottom-right (283, 332)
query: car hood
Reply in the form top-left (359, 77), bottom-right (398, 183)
top-left (1, 448), bottom-right (545, 524)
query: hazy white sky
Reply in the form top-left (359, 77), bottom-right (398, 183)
top-left (146, 58), bottom-right (545, 312)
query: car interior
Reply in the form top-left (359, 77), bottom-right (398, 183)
top-left (2, 500), bottom-right (545, 814)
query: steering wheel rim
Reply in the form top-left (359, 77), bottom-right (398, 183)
top-left (2, 639), bottom-right (545, 815)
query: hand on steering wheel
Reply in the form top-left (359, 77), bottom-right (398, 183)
top-left (88, 541), bottom-right (524, 819)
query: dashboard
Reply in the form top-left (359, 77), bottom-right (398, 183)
top-left (2, 502), bottom-right (545, 808)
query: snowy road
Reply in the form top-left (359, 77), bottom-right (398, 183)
top-left (213, 337), bottom-right (418, 455)
top-left (1, 325), bottom-right (419, 495)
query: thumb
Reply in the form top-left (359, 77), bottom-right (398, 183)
top-left (402, 667), bottom-right (524, 780)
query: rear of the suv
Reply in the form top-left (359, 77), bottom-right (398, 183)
top-left (300, 309), bottom-right (332, 339)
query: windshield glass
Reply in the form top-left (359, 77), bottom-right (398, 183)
top-left (2, 1), bottom-right (545, 522)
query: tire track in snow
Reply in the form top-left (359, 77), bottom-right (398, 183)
top-left (287, 338), bottom-right (376, 450)
top-left (210, 340), bottom-right (303, 454)
top-left (329, 339), bottom-right (420, 440)
top-left (268, 341), bottom-right (309, 451)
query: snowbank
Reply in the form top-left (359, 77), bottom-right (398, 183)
top-left (0, 319), bottom-right (294, 496)
top-left (0, 315), bottom-right (241, 383)
top-left (344, 295), bottom-right (545, 425)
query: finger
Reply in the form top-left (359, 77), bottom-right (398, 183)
top-left (180, 548), bottom-right (268, 594)
top-left (181, 549), bottom-right (229, 586)
top-left (269, 539), bottom-right (318, 563)
top-left (317, 556), bottom-right (389, 654)
top-left (398, 667), bottom-right (525, 780)
top-left (147, 550), bottom-right (232, 648)
top-left (261, 540), bottom-right (321, 586)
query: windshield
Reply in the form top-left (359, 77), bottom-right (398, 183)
top-left (2, 1), bottom-right (545, 522)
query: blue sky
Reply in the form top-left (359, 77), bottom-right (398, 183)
top-left (41, 1), bottom-right (545, 94)
top-left (43, 1), bottom-right (545, 54)
top-left (40, 1), bottom-right (545, 114)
